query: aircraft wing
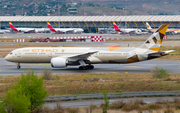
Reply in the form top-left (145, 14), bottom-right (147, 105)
top-left (67, 51), bottom-right (98, 61)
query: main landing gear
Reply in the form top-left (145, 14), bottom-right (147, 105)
top-left (78, 60), bottom-right (94, 70)
top-left (79, 65), bottom-right (94, 70)
top-left (17, 63), bottom-right (21, 69)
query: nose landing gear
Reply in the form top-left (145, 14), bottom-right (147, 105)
top-left (17, 63), bottom-right (21, 69)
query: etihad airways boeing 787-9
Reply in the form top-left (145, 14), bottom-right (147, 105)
top-left (5, 24), bottom-right (174, 70)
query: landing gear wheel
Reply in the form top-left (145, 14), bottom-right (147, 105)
top-left (89, 65), bottom-right (94, 69)
top-left (17, 63), bottom-right (21, 69)
top-left (17, 65), bottom-right (21, 69)
top-left (79, 66), bottom-right (84, 70)
top-left (79, 66), bottom-right (87, 70)
top-left (79, 65), bottom-right (94, 70)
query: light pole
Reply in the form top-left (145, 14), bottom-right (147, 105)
top-left (152, 8), bottom-right (154, 15)
top-left (123, 7), bottom-right (127, 29)
top-left (58, 4), bottom-right (60, 28)
top-left (22, 8), bottom-right (23, 16)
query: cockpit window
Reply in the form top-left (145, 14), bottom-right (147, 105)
top-left (9, 52), bottom-right (12, 55)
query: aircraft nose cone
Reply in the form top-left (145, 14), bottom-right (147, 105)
top-left (5, 55), bottom-right (10, 61)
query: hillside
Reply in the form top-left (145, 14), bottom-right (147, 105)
top-left (0, 0), bottom-right (179, 16)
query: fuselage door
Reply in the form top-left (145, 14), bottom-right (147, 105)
top-left (17, 50), bottom-right (21, 57)
top-left (48, 52), bottom-right (52, 57)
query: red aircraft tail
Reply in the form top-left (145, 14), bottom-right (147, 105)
top-left (9, 22), bottom-right (18, 31)
top-left (113, 22), bottom-right (121, 32)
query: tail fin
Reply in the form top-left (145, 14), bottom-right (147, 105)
top-left (113, 22), bottom-right (121, 32)
top-left (113, 22), bottom-right (119, 29)
top-left (47, 22), bottom-right (53, 29)
top-left (146, 22), bottom-right (152, 30)
top-left (139, 24), bottom-right (168, 52)
top-left (9, 22), bottom-right (15, 29)
top-left (9, 22), bottom-right (18, 31)
top-left (47, 22), bottom-right (56, 32)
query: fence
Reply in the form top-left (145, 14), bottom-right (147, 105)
top-left (46, 91), bottom-right (180, 102)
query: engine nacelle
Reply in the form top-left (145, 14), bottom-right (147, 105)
top-left (51, 57), bottom-right (68, 68)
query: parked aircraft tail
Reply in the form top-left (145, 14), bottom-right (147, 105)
top-left (113, 22), bottom-right (121, 32)
top-left (47, 22), bottom-right (56, 32)
top-left (9, 22), bottom-right (18, 31)
top-left (146, 22), bottom-right (152, 30)
top-left (139, 24), bottom-right (168, 52)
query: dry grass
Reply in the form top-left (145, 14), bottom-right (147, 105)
top-left (1, 73), bottom-right (180, 97)
top-left (32, 99), bottom-right (180, 113)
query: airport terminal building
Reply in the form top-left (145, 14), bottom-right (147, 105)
top-left (0, 15), bottom-right (180, 33)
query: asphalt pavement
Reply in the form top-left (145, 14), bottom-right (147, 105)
top-left (45, 96), bottom-right (180, 108)
top-left (0, 58), bottom-right (180, 76)
top-left (0, 33), bottom-right (180, 39)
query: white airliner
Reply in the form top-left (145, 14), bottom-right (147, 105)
top-left (9, 22), bottom-right (50, 33)
top-left (0, 29), bottom-right (11, 34)
top-left (47, 22), bottom-right (84, 33)
top-left (113, 22), bottom-right (142, 35)
top-left (146, 22), bottom-right (180, 34)
top-left (5, 24), bottom-right (174, 70)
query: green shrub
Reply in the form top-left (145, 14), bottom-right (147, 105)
top-left (115, 90), bottom-right (122, 93)
top-left (42, 68), bottom-right (52, 80)
top-left (101, 90), bottom-right (109, 113)
top-left (151, 66), bottom-right (169, 79)
top-left (145, 104), bottom-right (162, 110)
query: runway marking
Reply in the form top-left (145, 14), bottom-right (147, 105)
top-left (125, 66), bottom-right (145, 68)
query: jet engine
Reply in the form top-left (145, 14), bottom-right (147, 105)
top-left (51, 57), bottom-right (68, 68)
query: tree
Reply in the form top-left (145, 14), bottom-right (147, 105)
top-left (13, 70), bottom-right (48, 111)
top-left (102, 90), bottom-right (109, 113)
top-left (0, 70), bottom-right (48, 112)
top-left (1, 87), bottom-right (30, 113)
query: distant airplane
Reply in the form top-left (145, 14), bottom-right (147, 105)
top-left (113, 22), bottom-right (142, 35)
top-left (9, 22), bottom-right (49, 33)
top-left (5, 24), bottom-right (174, 70)
top-left (47, 22), bottom-right (84, 34)
top-left (146, 22), bottom-right (180, 35)
top-left (0, 29), bottom-right (10, 34)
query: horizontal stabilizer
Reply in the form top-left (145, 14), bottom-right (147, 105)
top-left (162, 50), bottom-right (175, 54)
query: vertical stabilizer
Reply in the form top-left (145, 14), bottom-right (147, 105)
top-left (47, 22), bottom-right (56, 32)
top-left (146, 22), bottom-right (152, 30)
top-left (113, 22), bottom-right (121, 32)
top-left (139, 24), bottom-right (168, 52)
top-left (9, 22), bottom-right (18, 31)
